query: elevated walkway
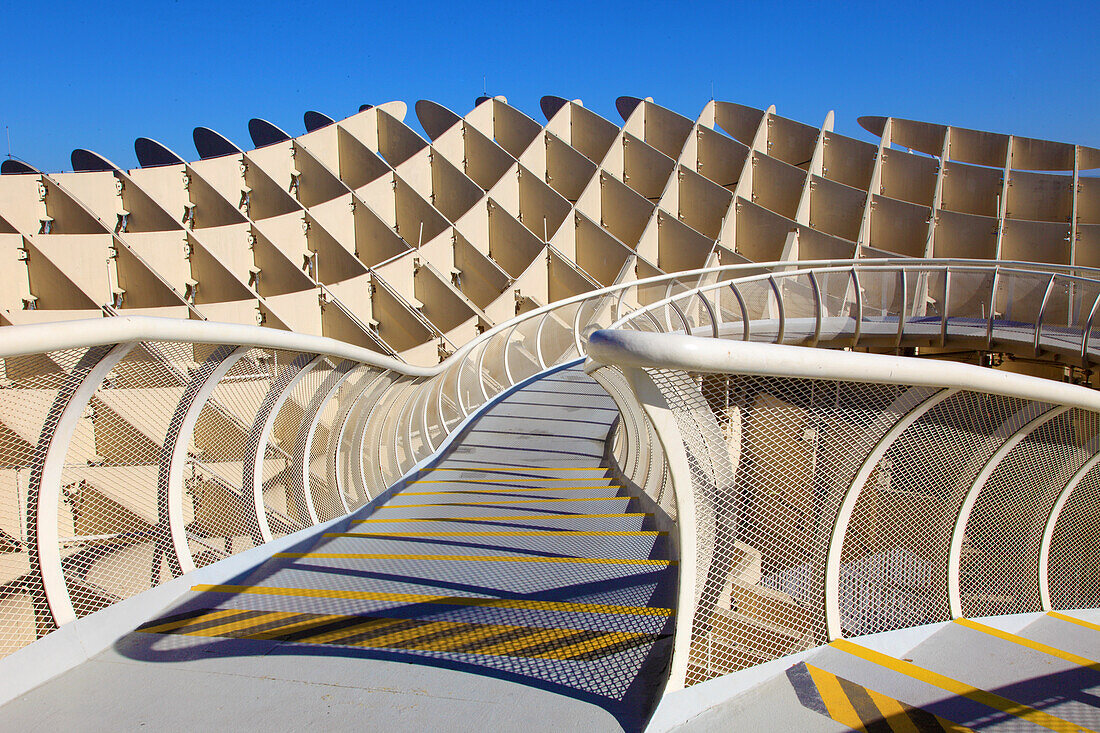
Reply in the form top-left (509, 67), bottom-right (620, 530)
top-left (667, 609), bottom-right (1100, 732)
top-left (0, 365), bottom-right (676, 732)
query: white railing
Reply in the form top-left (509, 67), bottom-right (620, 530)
top-left (3, 257), bottom-right (1100, 671)
top-left (586, 328), bottom-right (1100, 688)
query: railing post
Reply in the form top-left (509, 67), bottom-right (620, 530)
top-left (243, 353), bottom-right (320, 543)
top-left (618, 366), bottom-right (697, 693)
top-left (825, 387), bottom-right (957, 640)
top-left (729, 282), bottom-right (750, 341)
top-left (768, 275), bottom-right (785, 344)
top-left (289, 360), bottom-right (355, 526)
top-left (502, 323), bottom-right (520, 387)
top-left (533, 312), bottom-right (550, 368)
top-left (161, 345), bottom-right (248, 576)
top-left (350, 373), bottom-right (399, 504)
top-left (28, 342), bottom-right (135, 628)
top-left (940, 267), bottom-right (951, 347)
top-left (808, 270), bottom-right (823, 348)
top-left (986, 267), bottom-right (1001, 351)
top-left (896, 269), bottom-right (907, 348)
top-left (669, 300), bottom-right (692, 334)
top-left (1080, 291), bottom-right (1100, 367)
top-left (1034, 273), bottom-right (1058, 357)
top-left (946, 404), bottom-right (1069, 619)
top-left (696, 290), bottom-right (719, 339)
top-left (850, 267), bottom-right (863, 347)
top-left (328, 369), bottom-right (384, 514)
top-left (572, 300), bottom-right (589, 357)
top-left (1038, 449), bottom-right (1100, 610)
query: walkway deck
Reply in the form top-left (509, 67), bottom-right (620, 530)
top-left (672, 610), bottom-right (1100, 732)
top-left (1, 364), bottom-right (676, 732)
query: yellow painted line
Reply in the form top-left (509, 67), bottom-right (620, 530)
top-left (386, 497), bottom-right (628, 507)
top-left (412, 479), bottom-right (614, 484)
top-left (190, 584), bottom-right (674, 617)
top-left (142, 607), bottom-right (665, 661)
top-left (326, 530), bottom-right (665, 538)
top-left (862, 687), bottom-right (921, 733)
top-left (535, 629), bottom-right (641, 661)
top-left (421, 467), bottom-right (606, 472)
top-left (473, 625), bottom-right (581, 657)
top-left (136, 608), bottom-right (243, 635)
top-left (956, 618), bottom-right (1100, 672)
top-left (406, 483), bottom-right (618, 489)
top-left (353, 512), bottom-right (649, 523)
top-left (295, 617), bottom-right (407, 645)
top-left (806, 663), bottom-right (867, 732)
top-left (427, 620), bottom-right (516, 652)
top-left (1049, 611), bottom-right (1100, 634)
top-left (182, 610), bottom-right (301, 638)
top-left (245, 613), bottom-right (349, 641)
top-left (831, 638), bottom-right (1087, 732)
top-left (272, 552), bottom-right (674, 566)
top-left (345, 619), bottom-right (459, 649)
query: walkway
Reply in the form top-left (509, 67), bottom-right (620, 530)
top-left (673, 610), bottom-right (1100, 732)
top-left (1, 364), bottom-right (677, 732)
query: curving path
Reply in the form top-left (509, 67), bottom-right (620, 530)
top-left (1, 364), bottom-right (677, 732)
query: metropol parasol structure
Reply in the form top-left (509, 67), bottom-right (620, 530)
top-left (0, 94), bottom-right (1098, 730)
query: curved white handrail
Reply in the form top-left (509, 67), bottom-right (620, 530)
top-left (586, 329), bottom-right (1100, 413)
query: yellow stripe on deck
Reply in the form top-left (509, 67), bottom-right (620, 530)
top-left (136, 608), bottom-right (243, 635)
top-left (272, 552), bottom-right (673, 566)
top-left (955, 618), bottom-right (1100, 673)
top-left (1049, 611), bottom-right (1100, 634)
top-left (325, 530), bottom-right (666, 538)
top-left (805, 663), bottom-right (868, 731)
top-left (182, 611), bottom-right (301, 638)
top-left (398, 487), bottom-right (621, 496)
top-left (409, 479), bottom-right (616, 485)
top-left (140, 606), bottom-right (663, 661)
top-left (420, 467), bottom-right (606, 472)
top-left (352, 513), bottom-right (649, 523)
top-left (789, 661), bottom-right (976, 732)
top-left (831, 638), bottom-right (1087, 732)
top-left (190, 584), bottom-right (674, 617)
top-left (386, 497), bottom-right (629, 507)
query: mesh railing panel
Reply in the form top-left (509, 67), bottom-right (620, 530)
top-left (1048, 463), bottom-right (1100, 610)
top-left (187, 349), bottom-right (277, 568)
top-left (591, 365), bottom-right (676, 521)
top-left (267, 357), bottom-right (330, 534)
top-left (840, 392), bottom-right (1040, 636)
top-left (0, 347), bottom-right (98, 654)
top-left (645, 368), bottom-right (919, 685)
top-left (960, 409), bottom-right (1099, 617)
top-left (306, 364), bottom-right (358, 523)
top-left (252, 352), bottom-right (316, 540)
top-left (57, 342), bottom-right (198, 620)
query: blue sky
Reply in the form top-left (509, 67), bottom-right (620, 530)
top-left (2, 0), bottom-right (1097, 172)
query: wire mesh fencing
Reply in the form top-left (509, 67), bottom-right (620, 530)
top-left (637, 365), bottom-right (1100, 687)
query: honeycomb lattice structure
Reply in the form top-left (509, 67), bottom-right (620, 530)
top-left (1, 96), bottom-right (1098, 366)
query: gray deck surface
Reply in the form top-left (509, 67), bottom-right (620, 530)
top-left (1, 365), bottom-right (676, 732)
top-left (670, 611), bottom-right (1100, 732)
